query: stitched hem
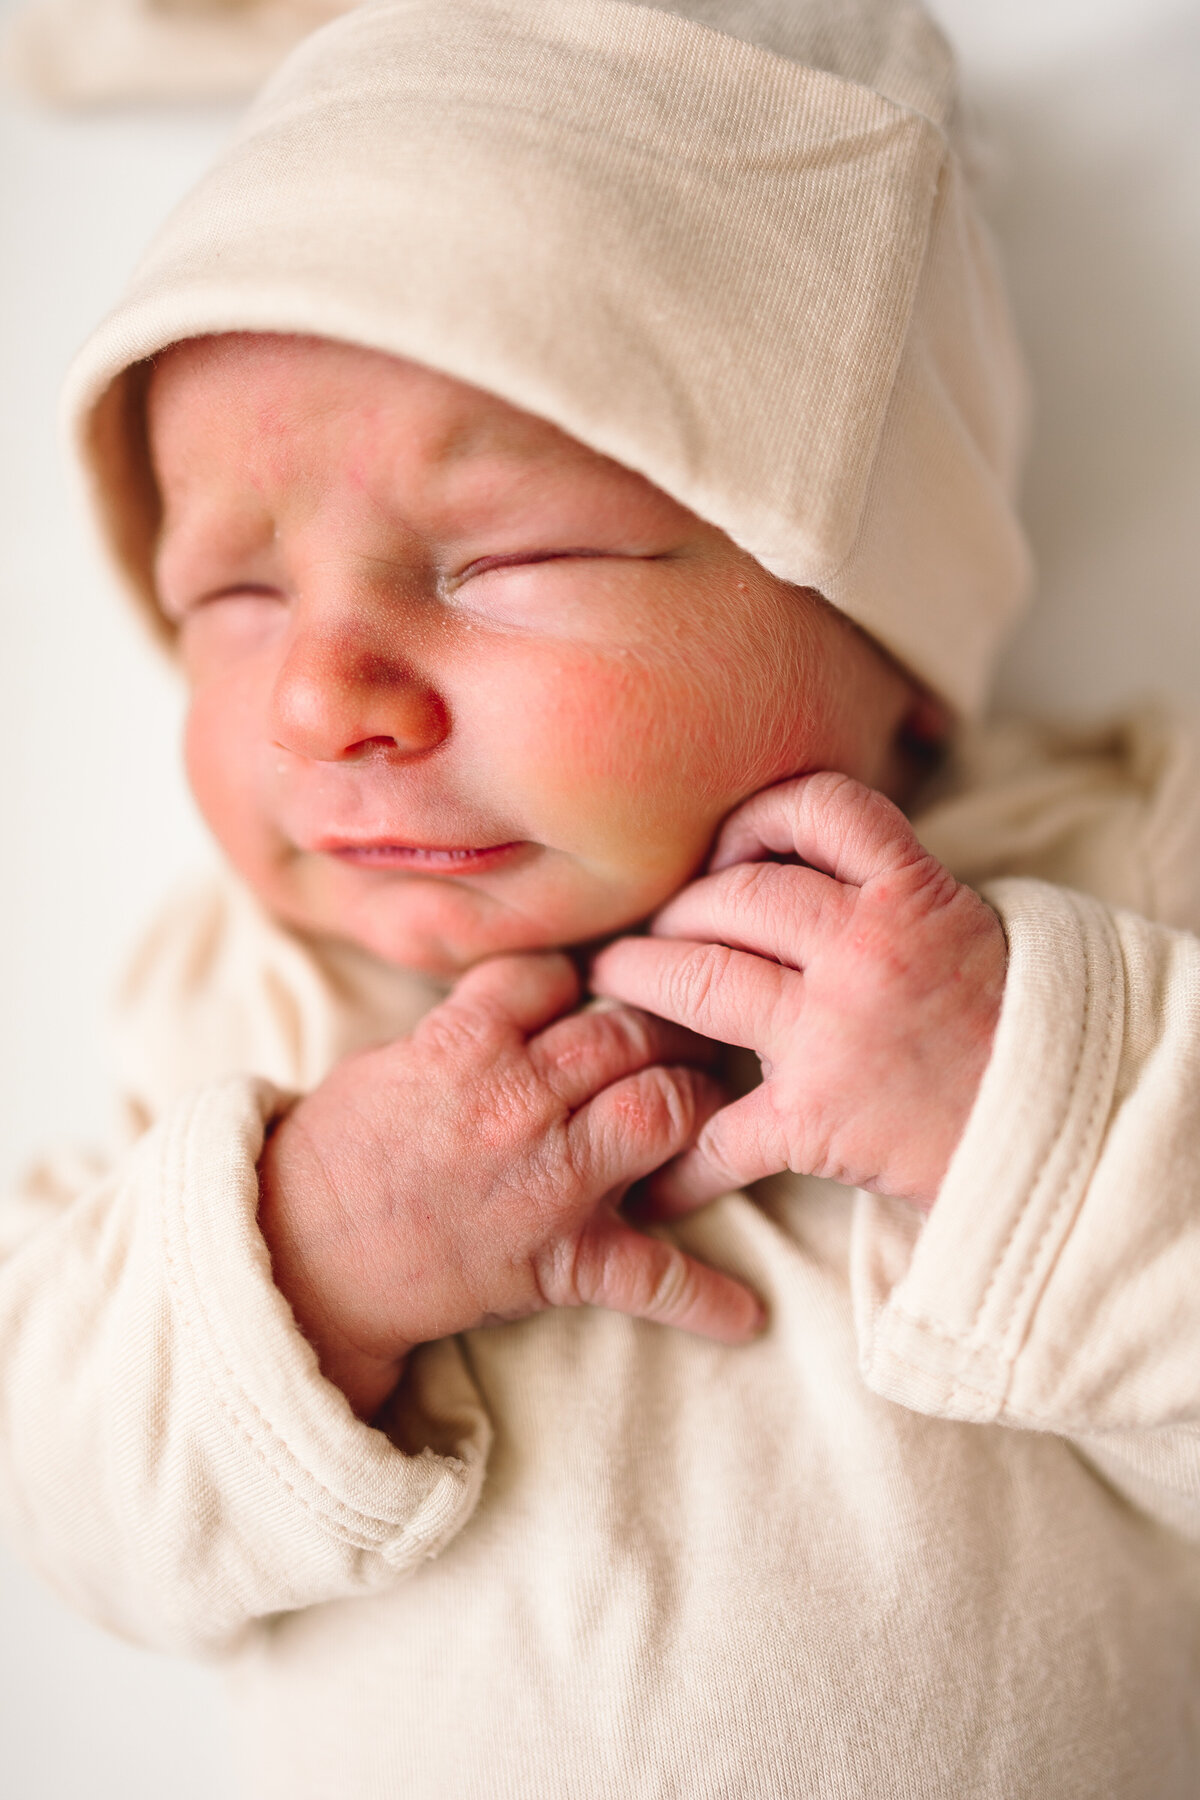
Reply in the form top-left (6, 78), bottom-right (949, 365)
top-left (859, 879), bottom-right (1125, 1419)
top-left (158, 1078), bottom-right (487, 1556)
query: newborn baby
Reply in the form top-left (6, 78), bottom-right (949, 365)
top-left (4, 3), bottom-right (1200, 1796)
top-left (154, 332), bottom-right (1002, 1417)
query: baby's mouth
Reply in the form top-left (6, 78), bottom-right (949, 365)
top-left (319, 838), bottom-right (531, 873)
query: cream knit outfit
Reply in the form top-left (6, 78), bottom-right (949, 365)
top-left (5, 1), bottom-right (1198, 1793)
top-left (2, 711), bottom-right (1199, 1797)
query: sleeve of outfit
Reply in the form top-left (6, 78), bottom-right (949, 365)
top-left (0, 889), bottom-right (490, 1657)
top-left (853, 873), bottom-right (1200, 1542)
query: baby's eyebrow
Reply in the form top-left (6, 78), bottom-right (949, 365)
top-left (153, 496), bottom-right (278, 595)
top-left (428, 414), bottom-right (505, 465)
top-left (430, 410), bottom-right (548, 464)
top-left (425, 409), bottom-right (600, 485)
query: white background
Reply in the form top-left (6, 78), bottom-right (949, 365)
top-left (1, 0), bottom-right (1198, 1792)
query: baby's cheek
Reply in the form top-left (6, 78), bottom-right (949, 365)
top-left (496, 659), bottom-right (728, 884)
top-left (183, 681), bottom-right (290, 891)
top-left (184, 692), bottom-right (246, 853)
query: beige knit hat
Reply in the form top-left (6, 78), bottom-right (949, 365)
top-left (64, 0), bottom-right (1032, 716)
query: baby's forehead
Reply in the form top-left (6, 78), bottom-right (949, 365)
top-left (150, 333), bottom-right (634, 486)
top-left (148, 332), bottom-right (706, 578)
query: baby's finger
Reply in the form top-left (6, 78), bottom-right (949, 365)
top-left (530, 1004), bottom-right (716, 1111)
top-left (638, 1088), bottom-right (789, 1218)
top-left (649, 859), bottom-right (850, 969)
top-left (570, 1215), bottom-right (765, 1344)
top-left (591, 936), bottom-right (794, 1054)
top-left (448, 951), bottom-right (580, 1034)
top-left (710, 772), bottom-right (923, 887)
top-left (569, 1064), bottom-right (726, 1194)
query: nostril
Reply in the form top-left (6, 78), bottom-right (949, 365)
top-left (357, 735), bottom-right (400, 752)
top-left (345, 735), bottom-right (406, 760)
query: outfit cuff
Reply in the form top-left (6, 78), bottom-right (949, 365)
top-left (156, 1075), bottom-right (490, 1569)
top-left (853, 878), bottom-right (1125, 1423)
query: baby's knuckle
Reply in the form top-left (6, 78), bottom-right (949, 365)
top-left (567, 1229), bottom-right (625, 1310)
top-left (612, 1004), bottom-right (656, 1062)
top-left (693, 1121), bottom-right (740, 1191)
top-left (855, 794), bottom-right (912, 861)
top-left (895, 850), bottom-right (959, 915)
top-left (811, 776), bottom-right (912, 868)
top-left (590, 1005), bottom-right (652, 1069)
top-left (803, 769), bottom-right (864, 835)
top-left (624, 1067), bottom-right (693, 1143)
top-left (667, 945), bottom-right (724, 1019)
top-left (812, 880), bottom-right (853, 939)
top-left (804, 768), bottom-right (860, 811)
top-left (724, 858), bottom-right (779, 918)
top-left (476, 1066), bottom-right (553, 1152)
top-left (529, 1237), bottom-right (578, 1310)
top-left (472, 1088), bottom-right (523, 1153)
top-left (644, 1243), bottom-right (695, 1321)
top-left (418, 1001), bottom-right (502, 1064)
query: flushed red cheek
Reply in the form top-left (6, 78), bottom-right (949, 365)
top-left (486, 659), bottom-right (739, 875)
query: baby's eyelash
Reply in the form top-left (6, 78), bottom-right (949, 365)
top-left (454, 549), bottom-right (612, 583)
top-left (160, 583), bottom-right (282, 623)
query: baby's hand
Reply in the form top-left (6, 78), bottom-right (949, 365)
top-left (591, 773), bottom-right (1006, 1215)
top-left (258, 953), bottom-right (763, 1418)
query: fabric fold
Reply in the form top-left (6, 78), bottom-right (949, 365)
top-left (0, 1075), bottom-right (490, 1654)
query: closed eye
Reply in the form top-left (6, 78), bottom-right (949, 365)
top-left (454, 549), bottom-right (623, 584)
top-left (161, 582), bottom-right (283, 624)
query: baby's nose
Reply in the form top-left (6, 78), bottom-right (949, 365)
top-left (269, 631), bottom-right (448, 762)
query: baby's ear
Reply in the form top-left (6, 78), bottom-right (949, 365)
top-left (910, 686), bottom-right (954, 740)
top-left (884, 686), bottom-right (955, 808)
top-left (899, 688), bottom-right (954, 762)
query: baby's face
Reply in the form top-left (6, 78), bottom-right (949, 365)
top-left (149, 335), bottom-right (914, 973)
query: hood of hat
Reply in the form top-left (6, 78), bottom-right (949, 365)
top-left (628, 0), bottom-right (957, 122)
top-left (64, 0), bottom-right (1031, 715)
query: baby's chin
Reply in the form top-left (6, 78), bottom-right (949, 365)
top-left (334, 918), bottom-right (563, 979)
top-left (269, 861), bottom-right (651, 979)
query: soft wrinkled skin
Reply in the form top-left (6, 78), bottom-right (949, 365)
top-left (593, 772), bottom-right (1007, 1211)
top-left (258, 955), bottom-right (760, 1416)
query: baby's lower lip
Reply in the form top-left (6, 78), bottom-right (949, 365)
top-left (324, 840), bottom-right (529, 873)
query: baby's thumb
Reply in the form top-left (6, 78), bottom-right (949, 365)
top-left (572, 1217), bottom-right (765, 1344)
top-left (449, 951), bottom-right (580, 1033)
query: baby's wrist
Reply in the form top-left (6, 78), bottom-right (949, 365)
top-left (307, 1335), bottom-right (409, 1424)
